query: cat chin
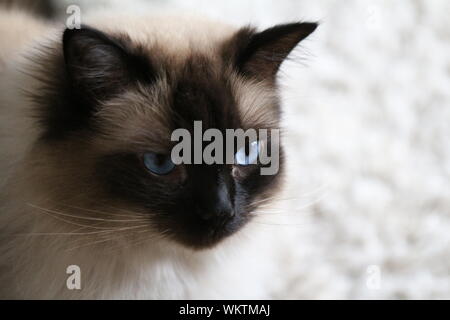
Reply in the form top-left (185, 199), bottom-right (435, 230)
top-left (169, 227), bottom-right (245, 251)
top-left (156, 212), bottom-right (252, 250)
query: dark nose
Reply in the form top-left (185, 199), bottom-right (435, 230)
top-left (197, 173), bottom-right (235, 222)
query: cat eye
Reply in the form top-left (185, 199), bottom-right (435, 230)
top-left (143, 152), bottom-right (175, 175)
top-left (235, 141), bottom-right (260, 166)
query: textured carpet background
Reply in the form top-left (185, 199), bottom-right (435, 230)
top-left (55, 0), bottom-right (450, 299)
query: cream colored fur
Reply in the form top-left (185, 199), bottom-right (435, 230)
top-left (0, 9), bottom-right (283, 299)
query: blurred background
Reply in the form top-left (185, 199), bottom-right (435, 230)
top-left (12, 0), bottom-right (450, 298)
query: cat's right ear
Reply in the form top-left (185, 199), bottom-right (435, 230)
top-left (63, 26), bottom-right (153, 102)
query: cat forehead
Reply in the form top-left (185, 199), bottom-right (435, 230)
top-left (94, 58), bottom-right (279, 153)
top-left (78, 15), bottom-right (280, 133)
top-left (85, 13), bottom-right (237, 54)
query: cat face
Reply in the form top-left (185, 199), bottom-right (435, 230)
top-left (30, 21), bottom-right (316, 249)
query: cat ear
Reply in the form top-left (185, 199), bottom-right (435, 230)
top-left (228, 22), bottom-right (318, 80)
top-left (63, 26), bottom-right (152, 101)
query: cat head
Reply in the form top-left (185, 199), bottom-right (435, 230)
top-left (28, 19), bottom-right (317, 249)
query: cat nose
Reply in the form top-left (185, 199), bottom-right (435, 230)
top-left (215, 185), bottom-right (235, 218)
top-left (198, 204), bottom-right (234, 222)
top-left (198, 179), bottom-right (235, 221)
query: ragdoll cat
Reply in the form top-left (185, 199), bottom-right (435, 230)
top-left (0, 8), bottom-right (316, 298)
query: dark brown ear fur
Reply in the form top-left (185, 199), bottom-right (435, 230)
top-left (63, 26), bottom-right (155, 102)
top-left (225, 22), bottom-right (318, 80)
top-left (34, 26), bottom-right (156, 140)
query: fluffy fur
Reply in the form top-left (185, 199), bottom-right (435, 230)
top-left (0, 9), bottom-right (316, 299)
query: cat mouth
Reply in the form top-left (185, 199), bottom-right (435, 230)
top-left (165, 213), bottom-right (248, 249)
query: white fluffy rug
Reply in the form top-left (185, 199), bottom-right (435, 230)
top-left (55, 0), bottom-right (450, 299)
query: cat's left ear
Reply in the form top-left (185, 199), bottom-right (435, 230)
top-left (226, 22), bottom-right (318, 81)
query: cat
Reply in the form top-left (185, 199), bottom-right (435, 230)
top-left (0, 8), bottom-right (317, 299)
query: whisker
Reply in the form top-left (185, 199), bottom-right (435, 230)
top-left (28, 204), bottom-right (117, 230)
top-left (251, 221), bottom-right (308, 227)
top-left (124, 229), bottom-right (170, 249)
top-left (14, 224), bottom-right (150, 237)
top-left (95, 204), bottom-right (151, 217)
top-left (64, 225), bottom-right (149, 252)
top-left (252, 192), bottom-right (329, 216)
top-left (249, 184), bottom-right (329, 207)
top-left (59, 203), bottom-right (148, 219)
top-left (28, 203), bottom-right (148, 223)
top-left (65, 237), bottom-right (120, 252)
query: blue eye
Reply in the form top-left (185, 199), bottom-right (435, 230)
top-left (235, 141), bottom-right (259, 166)
top-left (143, 152), bottom-right (175, 175)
